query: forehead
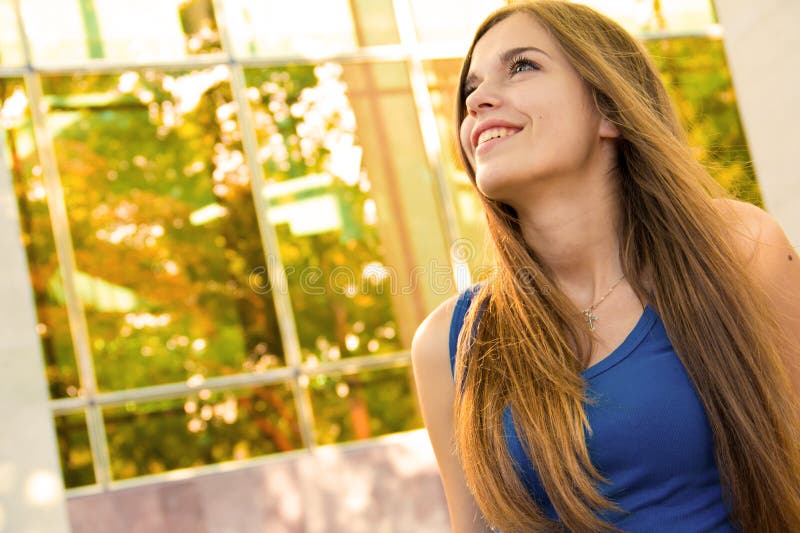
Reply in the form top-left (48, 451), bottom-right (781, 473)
top-left (469, 12), bottom-right (556, 72)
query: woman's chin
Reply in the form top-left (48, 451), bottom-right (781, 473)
top-left (475, 176), bottom-right (519, 204)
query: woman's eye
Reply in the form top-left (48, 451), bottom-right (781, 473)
top-left (509, 58), bottom-right (539, 75)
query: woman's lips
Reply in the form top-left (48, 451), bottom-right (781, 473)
top-left (477, 126), bottom-right (520, 145)
top-left (475, 127), bottom-right (520, 155)
top-left (471, 120), bottom-right (523, 148)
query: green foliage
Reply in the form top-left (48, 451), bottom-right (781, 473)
top-left (39, 71), bottom-right (286, 392)
top-left (310, 367), bottom-right (423, 445)
top-left (4, 63), bottom-right (416, 488)
top-left (55, 413), bottom-right (95, 487)
top-left (104, 386), bottom-right (301, 480)
top-left (645, 37), bottom-right (762, 206)
top-left (244, 64), bottom-right (402, 361)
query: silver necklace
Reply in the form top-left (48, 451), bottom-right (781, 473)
top-left (582, 274), bottom-right (626, 331)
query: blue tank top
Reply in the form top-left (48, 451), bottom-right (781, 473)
top-left (449, 286), bottom-right (737, 532)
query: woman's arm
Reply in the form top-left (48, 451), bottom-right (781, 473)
top-left (411, 295), bottom-right (493, 533)
top-left (715, 198), bottom-right (800, 390)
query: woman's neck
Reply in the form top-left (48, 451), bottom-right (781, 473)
top-left (513, 174), bottom-right (624, 308)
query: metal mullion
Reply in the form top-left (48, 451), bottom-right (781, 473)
top-left (79, 419), bottom-right (426, 495)
top-left (0, 28), bottom-right (725, 79)
top-left (52, 350), bottom-right (411, 416)
top-left (305, 351), bottom-right (411, 377)
top-left (49, 397), bottom-right (87, 416)
top-left (392, 0), bottom-right (467, 288)
top-left (10, 0), bottom-right (113, 490)
top-left (229, 61), bottom-right (319, 449)
top-left (65, 421), bottom-right (429, 498)
top-left (211, 0), bottom-right (317, 449)
top-left (0, 66), bottom-right (28, 77)
top-left (0, 43), bottom-right (466, 79)
top-left (67, 444), bottom-right (313, 496)
top-left (26, 54), bottom-right (230, 75)
top-left (50, 366), bottom-right (299, 416)
top-left (3, 46), bottom-right (410, 76)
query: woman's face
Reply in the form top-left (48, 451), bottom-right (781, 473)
top-left (459, 13), bottom-right (618, 203)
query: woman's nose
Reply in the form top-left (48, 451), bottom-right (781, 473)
top-left (465, 82), bottom-right (501, 116)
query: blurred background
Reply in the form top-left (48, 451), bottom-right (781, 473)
top-left (1, 0), bottom-right (797, 532)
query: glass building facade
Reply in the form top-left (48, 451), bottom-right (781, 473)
top-left (0, 0), bottom-right (758, 499)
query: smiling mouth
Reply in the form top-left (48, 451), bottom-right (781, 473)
top-left (477, 127), bottom-right (520, 146)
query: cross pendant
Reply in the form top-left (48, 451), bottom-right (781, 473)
top-left (583, 309), bottom-right (598, 331)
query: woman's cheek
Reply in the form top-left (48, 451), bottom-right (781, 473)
top-left (459, 118), bottom-right (475, 166)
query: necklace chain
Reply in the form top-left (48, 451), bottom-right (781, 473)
top-left (582, 274), bottom-right (626, 331)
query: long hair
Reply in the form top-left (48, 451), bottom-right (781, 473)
top-left (453, 2), bottom-right (800, 532)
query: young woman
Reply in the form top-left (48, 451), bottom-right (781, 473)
top-left (411, 2), bottom-right (800, 532)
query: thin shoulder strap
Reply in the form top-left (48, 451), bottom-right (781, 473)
top-left (449, 285), bottom-right (481, 378)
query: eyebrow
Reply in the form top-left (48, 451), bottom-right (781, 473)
top-left (464, 46), bottom-right (551, 89)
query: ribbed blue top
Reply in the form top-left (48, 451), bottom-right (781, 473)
top-left (449, 286), bottom-right (737, 532)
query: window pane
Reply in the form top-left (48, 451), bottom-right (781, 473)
top-left (42, 69), bottom-right (285, 391)
top-left (244, 61), bottom-right (450, 361)
top-left (103, 384), bottom-right (301, 480)
top-left (423, 58), bottom-right (493, 276)
top-left (340, 62), bottom-right (451, 311)
top-left (19, 0), bottom-right (221, 66)
top-left (408, 0), bottom-right (503, 45)
top-left (576, 0), bottom-right (717, 34)
top-left (2, 78), bottom-right (81, 399)
top-left (221, 0), bottom-right (359, 58)
top-left (349, 0), bottom-right (401, 46)
top-left (310, 366), bottom-right (422, 445)
top-left (645, 36), bottom-right (762, 204)
top-left (55, 411), bottom-right (95, 488)
top-left (0, 0), bottom-right (23, 66)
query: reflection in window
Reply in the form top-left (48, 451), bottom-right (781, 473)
top-left (310, 366), bottom-right (422, 445)
top-left (56, 412), bottom-right (95, 488)
top-left (103, 384), bottom-right (300, 480)
top-left (245, 64), bottom-right (405, 362)
top-left (42, 69), bottom-right (285, 391)
top-left (339, 61), bottom-right (452, 321)
top-left (2, 78), bottom-right (81, 399)
top-left (18, 0), bottom-right (221, 65)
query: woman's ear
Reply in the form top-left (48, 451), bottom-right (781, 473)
top-left (592, 91), bottom-right (622, 139)
top-left (599, 117), bottom-right (621, 139)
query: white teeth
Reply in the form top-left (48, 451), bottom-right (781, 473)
top-left (477, 127), bottom-right (519, 145)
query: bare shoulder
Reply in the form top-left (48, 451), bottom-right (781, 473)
top-left (712, 198), bottom-right (797, 268)
top-left (411, 292), bottom-right (460, 373)
top-left (713, 198), bottom-right (800, 361)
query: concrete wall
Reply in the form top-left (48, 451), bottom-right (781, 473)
top-left (66, 430), bottom-right (449, 533)
top-left (714, 0), bottom-right (800, 247)
top-left (0, 138), bottom-right (70, 533)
